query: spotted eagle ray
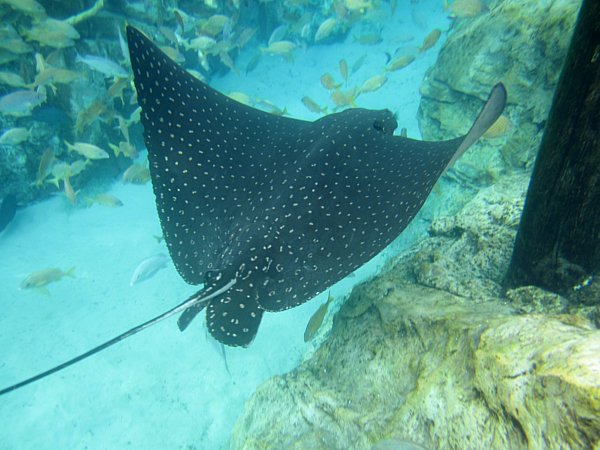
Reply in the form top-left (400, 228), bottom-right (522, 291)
top-left (0, 26), bottom-right (506, 395)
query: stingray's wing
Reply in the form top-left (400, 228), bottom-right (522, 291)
top-left (255, 84), bottom-right (506, 312)
top-left (127, 26), bottom-right (309, 285)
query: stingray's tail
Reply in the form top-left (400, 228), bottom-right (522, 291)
top-left (0, 279), bottom-right (236, 396)
top-left (447, 82), bottom-right (507, 168)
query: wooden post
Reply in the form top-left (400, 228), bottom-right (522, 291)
top-left (505, 0), bottom-right (600, 297)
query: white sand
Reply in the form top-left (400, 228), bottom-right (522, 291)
top-left (0, 1), bottom-right (448, 448)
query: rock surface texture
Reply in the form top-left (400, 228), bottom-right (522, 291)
top-left (418, 0), bottom-right (581, 187)
top-left (230, 179), bottom-right (599, 450)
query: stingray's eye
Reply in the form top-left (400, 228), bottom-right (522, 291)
top-left (372, 120), bottom-right (385, 132)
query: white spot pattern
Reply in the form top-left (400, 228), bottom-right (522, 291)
top-left (128, 27), bottom-right (461, 347)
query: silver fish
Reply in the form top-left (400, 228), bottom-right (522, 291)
top-left (129, 253), bottom-right (168, 286)
top-left (117, 26), bottom-right (130, 65)
top-left (76, 53), bottom-right (128, 79)
top-left (205, 329), bottom-right (231, 376)
top-left (0, 89), bottom-right (45, 116)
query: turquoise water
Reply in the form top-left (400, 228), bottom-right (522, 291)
top-left (0, 0), bottom-right (455, 448)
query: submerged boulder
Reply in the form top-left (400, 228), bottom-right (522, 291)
top-left (231, 283), bottom-right (600, 449)
top-left (417, 0), bottom-right (581, 186)
top-left (230, 178), bottom-right (600, 450)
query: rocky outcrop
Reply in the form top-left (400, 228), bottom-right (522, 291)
top-left (231, 284), bottom-right (600, 450)
top-left (230, 178), bottom-right (600, 450)
top-left (418, 0), bottom-right (581, 187)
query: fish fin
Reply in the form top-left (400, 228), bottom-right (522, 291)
top-left (64, 140), bottom-right (73, 153)
top-left (325, 290), bottom-right (335, 307)
top-left (65, 267), bottom-right (76, 278)
top-left (46, 177), bottom-right (60, 189)
top-left (35, 287), bottom-right (51, 297)
top-left (220, 343), bottom-right (231, 376)
top-left (108, 142), bottom-right (120, 157)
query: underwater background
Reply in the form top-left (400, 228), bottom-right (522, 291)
top-left (1, 0), bottom-right (597, 449)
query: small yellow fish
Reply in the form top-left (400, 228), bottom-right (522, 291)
top-left (159, 45), bottom-right (185, 63)
top-left (344, 0), bottom-right (373, 12)
top-left (0, 71), bottom-right (27, 88)
top-left (65, 141), bottom-right (110, 160)
top-left (483, 115), bottom-right (511, 139)
top-left (304, 292), bottom-right (334, 342)
top-left (227, 91), bottom-right (252, 105)
top-left (385, 54), bottom-right (415, 72)
top-left (0, 127), bottom-right (30, 145)
top-left (351, 54), bottom-right (368, 74)
top-left (34, 67), bottom-right (81, 92)
top-left (200, 14), bottom-right (230, 36)
top-left (254, 100), bottom-right (288, 116)
top-left (106, 78), bottom-right (130, 106)
top-left (0, 24), bottom-right (33, 54)
top-left (63, 174), bottom-right (77, 205)
top-left (359, 74), bottom-right (387, 93)
top-left (236, 27), bottom-right (256, 49)
top-left (446, 0), bottom-right (486, 18)
top-left (186, 35), bottom-right (217, 52)
top-left (69, 159), bottom-right (89, 177)
top-left (331, 88), bottom-right (359, 108)
top-left (75, 99), bottom-right (109, 135)
top-left (204, 0), bottom-right (218, 8)
top-left (126, 106), bottom-right (142, 126)
top-left (419, 29), bottom-right (442, 52)
top-left (35, 147), bottom-right (54, 186)
top-left (339, 58), bottom-right (348, 83)
top-left (85, 193), bottom-right (123, 208)
top-left (109, 141), bottom-right (138, 159)
top-left (196, 50), bottom-right (210, 72)
top-left (219, 51), bottom-right (238, 74)
top-left (24, 18), bottom-right (80, 48)
top-left (260, 40), bottom-right (297, 56)
top-left (21, 267), bottom-right (75, 292)
top-left (353, 32), bottom-right (382, 45)
top-left (314, 18), bottom-right (338, 42)
top-left (158, 26), bottom-right (177, 44)
top-left (172, 8), bottom-right (188, 33)
top-left (47, 161), bottom-right (70, 188)
top-left (245, 52), bottom-right (261, 74)
top-left (301, 96), bottom-right (327, 114)
top-left (122, 163), bottom-right (151, 184)
top-left (0, 0), bottom-right (46, 18)
top-left (114, 115), bottom-right (130, 143)
top-left (320, 73), bottom-right (341, 91)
